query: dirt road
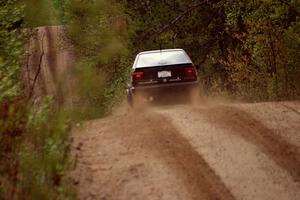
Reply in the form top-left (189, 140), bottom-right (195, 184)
top-left (71, 100), bottom-right (300, 200)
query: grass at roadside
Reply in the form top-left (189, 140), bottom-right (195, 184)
top-left (0, 97), bottom-right (77, 200)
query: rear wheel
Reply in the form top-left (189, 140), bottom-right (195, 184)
top-left (127, 90), bottom-right (150, 108)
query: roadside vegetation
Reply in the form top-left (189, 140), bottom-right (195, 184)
top-left (0, 0), bottom-right (299, 200)
top-left (0, 1), bottom-right (74, 199)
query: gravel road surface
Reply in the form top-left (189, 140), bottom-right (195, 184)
top-left (71, 100), bottom-right (300, 200)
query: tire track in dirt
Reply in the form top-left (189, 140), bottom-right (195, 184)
top-left (114, 111), bottom-right (236, 200)
top-left (199, 105), bottom-right (300, 183)
top-left (281, 103), bottom-right (300, 115)
top-left (73, 102), bottom-right (300, 200)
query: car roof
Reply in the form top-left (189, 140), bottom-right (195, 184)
top-left (137, 49), bottom-right (185, 55)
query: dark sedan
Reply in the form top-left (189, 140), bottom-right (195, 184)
top-left (127, 49), bottom-right (199, 106)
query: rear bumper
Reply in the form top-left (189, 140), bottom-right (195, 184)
top-left (128, 81), bottom-right (198, 94)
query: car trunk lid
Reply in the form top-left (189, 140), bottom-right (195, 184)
top-left (132, 64), bottom-right (197, 87)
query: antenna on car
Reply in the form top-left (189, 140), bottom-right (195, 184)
top-left (159, 42), bottom-right (162, 52)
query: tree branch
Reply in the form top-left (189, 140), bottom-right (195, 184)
top-left (157, 1), bottom-right (207, 35)
top-left (139, 0), bottom-right (210, 41)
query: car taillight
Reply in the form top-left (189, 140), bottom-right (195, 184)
top-left (132, 71), bottom-right (144, 81)
top-left (184, 67), bottom-right (197, 77)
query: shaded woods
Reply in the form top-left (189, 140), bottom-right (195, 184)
top-left (123, 0), bottom-right (300, 100)
top-left (0, 0), bottom-right (300, 200)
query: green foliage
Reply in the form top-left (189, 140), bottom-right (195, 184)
top-left (70, 60), bottom-right (106, 120)
top-left (66, 0), bottom-right (131, 118)
top-left (0, 1), bottom-right (75, 200)
top-left (25, 0), bottom-right (60, 26)
top-left (50, 0), bottom-right (70, 23)
top-left (0, 1), bottom-right (26, 199)
top-left (18, 98), bottom-right (75, 200)
top-left (222, 0), bottom-right (300, 100)
top-left (0, 0), bottom-right (25, 101)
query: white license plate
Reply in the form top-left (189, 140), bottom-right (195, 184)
top-left (158, 71), bottom-right (172, 78)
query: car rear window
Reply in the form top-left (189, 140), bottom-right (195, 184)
top-left (135, 50), bottom-right (192, 68)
